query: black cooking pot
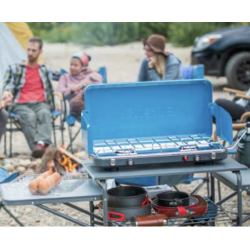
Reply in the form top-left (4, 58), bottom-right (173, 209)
top-left (156, 191), bottom-right (190, 207)
top-left (107, 202), bottom-right (152, 222)
top-left (107, 186), bottom-right (148, 208)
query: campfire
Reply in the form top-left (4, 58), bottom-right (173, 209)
top-left (35, 146), bottom-right (82, 175)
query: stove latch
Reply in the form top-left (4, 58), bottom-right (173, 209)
top-left (110, 158), bottom-right (116, 166)
top-left (194, 155), bottom-right (201, 162)
top-left (211, 152), bottom-right (216, 160)
top-left (128, 159), bottom-right (134, 166)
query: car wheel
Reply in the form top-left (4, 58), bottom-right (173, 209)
top-left (225, 52), bottom-right (250, 90)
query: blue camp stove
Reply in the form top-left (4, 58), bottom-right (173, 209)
top-left (82, 79), bottom-right (232, 168)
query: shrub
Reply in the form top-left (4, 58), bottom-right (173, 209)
top-left (168, 22), bottom-right (238, 47)
top-left (72, 22), bottom-right (140, 46)
top-left (29, 22), bottom-right (240, 47)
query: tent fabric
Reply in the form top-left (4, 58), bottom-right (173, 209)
top-left (0, 22), bottom-right (27, 89)
top-left (5, 22), bottom-right (33, 50)
top-left (6, 22), bottom-right (43, 64)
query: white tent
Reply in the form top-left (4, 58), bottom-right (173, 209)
top-left (0, 22), bottom-right (28, 90)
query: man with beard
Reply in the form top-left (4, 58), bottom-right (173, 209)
top-left (2, 37), bottom-right (57, 158)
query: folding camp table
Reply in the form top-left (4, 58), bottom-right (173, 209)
top-left (0, 178), bottom-right (103, 226)
top-left (83, 157), bottom-right (247, 226)
top-left (1, 158), bottom-right (247, 226)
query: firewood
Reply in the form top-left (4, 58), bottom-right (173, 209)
top-left (35, 146), bottom-right (60, 174)
top-left (35, 146), bottom-right (82, 174)
top-left (58, 147), bottom-right (82, 165)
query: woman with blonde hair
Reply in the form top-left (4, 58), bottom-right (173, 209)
top-left (138, 34), bottom-right (182, 81)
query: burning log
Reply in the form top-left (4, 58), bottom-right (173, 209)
top-left (35, 146), bottom-right (82, 174)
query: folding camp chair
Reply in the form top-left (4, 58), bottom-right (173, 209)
top-left (180, 64), bottom-right (204, 79)
top-left (65, 67), bottom-right (107, 152)
top-left (0, 167), bottom-right (19, 184)
top-left (3, 92), bottom-right (66, 157)
top-left (213, 87), bottom-right (250, 143)
top-left (212, 169), bottom-right (250, 225)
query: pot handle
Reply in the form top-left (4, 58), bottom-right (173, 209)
top-left (108, 211), bottom-right (126, 221)
top-left (176, 199), bottom-right (183, 206)
top-left (141, 196), bottom-right (149, 206)
top-left (177, 206), bottom-right (187, 216)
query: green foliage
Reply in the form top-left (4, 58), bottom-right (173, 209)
top-left (29, 22), bottom-right (62, 36)
top-left (72, 22), bottom-right (140, 46)
top-left (29, 22), bottom-right (75, 43)
top-left (169, 22), bottom-right (239, 47)
top-left (28, 22), bottom-right (241, 47)
top-left (139, 22), bottom-right (172, 40)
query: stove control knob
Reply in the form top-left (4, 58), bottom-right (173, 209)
top-left (128, 159), bottom-right (134, 166)
top-left (183, 156), bottom-right (189, 162)
top-left (110, 159), bottom-right (116, 166)
top-left (211, 152), bottom-right (216, 160)
top-left (195, 155), bottom-right (200, 162)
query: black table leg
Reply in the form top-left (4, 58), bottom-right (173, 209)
top-left (210, 174), bottom-right (216, 226)
top-left (100, 180), bottom-right (108, 226)
top-left (210, 174), bottom-right (215, 203)
top-left (234, 171), bottom-right (242, 226)
top-left (35, 204), bottom-right (90, 226)
top-left (0, 203), bottom-right (24, 226)
top-left (206, 173), bottom-right (210, 198)
top-left (89, 201), bottom-right (95, 226)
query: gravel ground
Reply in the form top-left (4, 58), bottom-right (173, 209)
top-left (1, 42), bottom-right (248, 227)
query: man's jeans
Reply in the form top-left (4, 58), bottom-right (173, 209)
top-left (12, 102), bottom-right (52, 150)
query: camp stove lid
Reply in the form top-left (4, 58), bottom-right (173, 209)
top-left (82, 79), bottom-right (232, 155)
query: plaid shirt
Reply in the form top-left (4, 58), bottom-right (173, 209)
top-left (3, 63), bottom-right (59, 110)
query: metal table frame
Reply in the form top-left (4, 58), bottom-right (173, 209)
top-left (0, 158), bottom-right (247, 227)
top-left (84, 158), bottom-right (247, 226)
top-left (0, 179), bottom-right (103, 227)
top-left (212, 169), bottom-right (250, 226)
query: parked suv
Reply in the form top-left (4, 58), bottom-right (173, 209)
top-left (191, 25), bottom-right (250, 90)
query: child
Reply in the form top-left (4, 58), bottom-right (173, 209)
top-left (57, 53), bottom-right (102, 119)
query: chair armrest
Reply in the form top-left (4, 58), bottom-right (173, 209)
top-left (53, 91), bottom-right (67, 122)
top-left (223, 87), bottom-right (247, 95)
top-left (213, 130), bottom-right (219, 142)
top-left (235, 94), bottom-right (250, 101)
top-left (240, 112), bottom-right (250, 122)
top-left (233, 123), bottom-right (246, 130)
top-left (53, 92), bottom-right (63, 102)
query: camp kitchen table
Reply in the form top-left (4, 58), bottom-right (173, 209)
top-left (83, 157), bottom-right (247, 226)
top-left (81, 79), bottom-right (247, 226)
top-left (0, 178), bottom-right (103, 226)
top-left (0, 157), bottom-right (247, 226)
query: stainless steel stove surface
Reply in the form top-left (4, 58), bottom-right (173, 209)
top-left (91, 135), bottom-right (227, 168)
